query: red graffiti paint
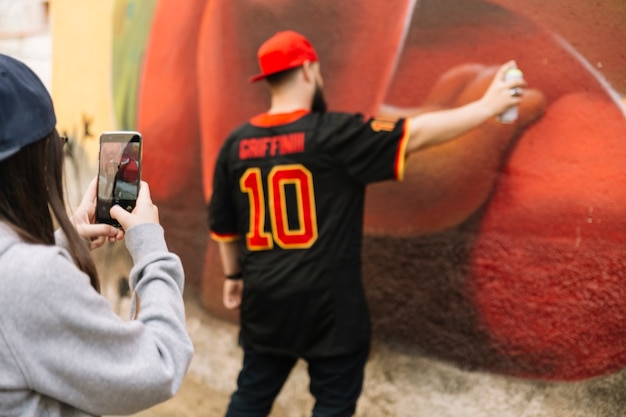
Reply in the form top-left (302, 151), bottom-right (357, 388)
top-left (136, 0), bottom-right (205, 202)
top-left (470, 93), bottom-right (626, 379)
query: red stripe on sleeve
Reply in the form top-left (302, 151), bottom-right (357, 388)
top-left (210, 231), bottom-right (240, 242)
top-left (394, 119), bottom-right (410, 180)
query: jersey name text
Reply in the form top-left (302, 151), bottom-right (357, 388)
top-left (239, 133), bottom-right (305, 160)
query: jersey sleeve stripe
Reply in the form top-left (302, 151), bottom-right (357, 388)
top-left (210, 231), bottom-right (240, 242)
top-left (394, 118), bottom-right (411, 181)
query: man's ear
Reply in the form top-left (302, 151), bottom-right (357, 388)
top-left (301, 60), bottom-right (315, 83)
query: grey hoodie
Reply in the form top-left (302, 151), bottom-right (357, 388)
top-left (0, 221), bottom-right (194, 416)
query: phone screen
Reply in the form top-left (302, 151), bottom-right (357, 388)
top-left (96, 131), bottom-right (142, 227)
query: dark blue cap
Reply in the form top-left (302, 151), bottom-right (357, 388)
top-left (0, 53), bottom-right (56, 161)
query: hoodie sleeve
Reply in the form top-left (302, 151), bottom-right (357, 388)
top-left (0, 223), bottom-right (193, 415)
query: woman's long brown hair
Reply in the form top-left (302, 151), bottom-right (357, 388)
top-left (0, 130), bottom-right (100, 291)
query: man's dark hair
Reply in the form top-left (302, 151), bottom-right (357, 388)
top-left (265, 67), bottom-right (300, 87)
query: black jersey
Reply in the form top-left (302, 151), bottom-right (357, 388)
top-left (210, 110), bottom-right (409, 357)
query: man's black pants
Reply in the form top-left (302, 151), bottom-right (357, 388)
top-left (225, 345), bottom-right (370, 417)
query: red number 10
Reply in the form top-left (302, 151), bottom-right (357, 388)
top-left (240, 164), bottom-right (318, 251)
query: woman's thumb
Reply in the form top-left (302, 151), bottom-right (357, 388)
top-left (109, 205), bottom-right (129, 224)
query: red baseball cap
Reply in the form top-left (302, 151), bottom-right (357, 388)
top-left (250, 31), bottom-right (319, 83)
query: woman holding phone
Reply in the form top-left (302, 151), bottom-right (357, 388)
top-left (0, 54), bottom-right (193, 415)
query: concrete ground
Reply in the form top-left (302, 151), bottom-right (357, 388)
top-left (111, 285), bottom-right (626, 417)
top-left (90, 227), bottom-right (623, 417)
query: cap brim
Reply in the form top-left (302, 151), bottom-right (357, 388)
top-left (249, 72), bottom-right (269, 83)
top-left (0, 146), bottom-right (20, 162)
top-left (248, 62), bottom-right (310, 83)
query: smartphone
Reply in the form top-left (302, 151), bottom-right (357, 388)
top-left (96, 131), bottom-right (142, 227)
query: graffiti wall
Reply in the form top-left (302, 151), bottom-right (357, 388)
top-left (54, 0), bottom-right (626, 388)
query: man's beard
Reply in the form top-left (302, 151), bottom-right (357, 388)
top-left (311, 83), bottom-right (327, 113)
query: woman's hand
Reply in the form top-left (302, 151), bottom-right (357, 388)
top-left (110, 181), bottom-right (160, 231)
top-left (72, 177), bottom-right (124, 250)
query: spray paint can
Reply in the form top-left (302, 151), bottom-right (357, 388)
top-left (498, 67), bottom-right (524, 123)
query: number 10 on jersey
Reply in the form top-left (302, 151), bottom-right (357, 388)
top-left (240, 164), bottom-right (319, 250)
